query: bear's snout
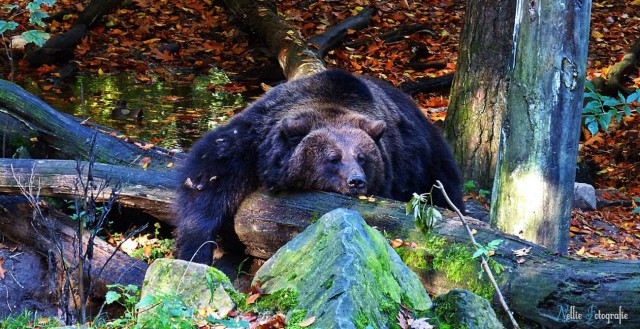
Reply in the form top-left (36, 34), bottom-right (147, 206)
top-left (347, 175), bottom-right (366, 189)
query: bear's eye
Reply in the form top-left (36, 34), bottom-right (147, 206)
top-left (357, 153), bottom-right (366, 164)
top-left (327, 153), bottom-right (341, 164)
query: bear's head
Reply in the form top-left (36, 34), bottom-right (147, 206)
top-left (280, 115), bottom-right (386, 196)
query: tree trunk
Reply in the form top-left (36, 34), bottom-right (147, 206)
top-left (222, 0), bottom-right (326, 80)
top-left (0, 195), bottom-right (149, 299)
top-left (443, 0), bottom-right (515, 189)
top-left (234, 190), bottom-right (640, 328)
top-left (0, 159), bottom-right (176, 222)
top-left (25, 0), bottom-right (125, 66)
top-left (491, 1), bottom-right (591, 252)
top-left (0, 80), bottom-right (181, 170)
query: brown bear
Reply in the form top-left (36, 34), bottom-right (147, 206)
top-left (175, 70), bottom-right (463, 264)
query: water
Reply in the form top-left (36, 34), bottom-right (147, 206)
top-left (19, 69), bottom-right (246, 151)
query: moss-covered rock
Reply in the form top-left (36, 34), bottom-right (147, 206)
top-left (137, 258), bottom-right (235, 324)
top-left (254, 208), bottom-right (431, 328)
top-left (433, 289), bottom-right (504, 329)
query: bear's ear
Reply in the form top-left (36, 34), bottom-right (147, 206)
top-left (280, 118), bottom-right (313, 140)
top-left (362, 119), bottom-right (386, 140)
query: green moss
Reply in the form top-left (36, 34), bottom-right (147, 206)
top-left (399, 236), bottom-right (496, 299)
top-left (396, 246), bottom-right (429, 270)
top-left (354, 311), bottom-right (372, 329)
top-left (285, 309), bottom-right (308, 329)
top-left (254, 288), bottom-right (299, 313)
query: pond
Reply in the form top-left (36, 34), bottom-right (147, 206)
top-left (18, 69), bottom-right (247, 151)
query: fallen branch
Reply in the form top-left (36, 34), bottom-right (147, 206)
top-left (26, 0), bottom-right (125, 66)
top-left (234, 190), bottom-right (640, 328)
top-left (591, 39), bottom-right (640, 96)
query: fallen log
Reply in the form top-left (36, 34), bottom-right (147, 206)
top-left (2, 158), bottom-right (639, 327)
top-left (234, 190), bottom-right (640, 328)
top-left (0, 159), bottom-right (176, 222)
top-left (0, 80), bottom-right (181, 170)
top-left (223, 0), bottom-right (326, 80)
top-left (26, 0), bottom-right (125, 66)
top-left (0, 195), bottom-right (149, 299)
top-left (591, 39), bottom-right (640, 96)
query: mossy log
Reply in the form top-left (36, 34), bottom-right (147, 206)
top-left (2, 159), bottom-right (639, 327)
top-left (0, 80), bottom-right (181, 170)
top-left (234, 190), bottom-right (640, 328)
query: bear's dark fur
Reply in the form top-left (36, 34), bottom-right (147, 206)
top-left (175, 70), bottom-right (463, 264)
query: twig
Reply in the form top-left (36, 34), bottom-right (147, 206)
top-left (434, 180), bottom-right (520, 329)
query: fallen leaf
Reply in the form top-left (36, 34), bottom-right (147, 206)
top-left (298, 316), bottom-right (316, 327)
top-left (0, 258), bottom-right (5, 279)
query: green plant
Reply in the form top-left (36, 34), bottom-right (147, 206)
top-left (104, 284), bottom-right (141, 327)
top-left (0, 0), bottom-right (52, 46)
top-left (583, 80), bottom-right (640, 135)
top-left (471, 239), bottom-right (503, 259)
top-left (406, 192), bottom-right (442, 234)
top-left (0, 310), bottom-right (60, 329)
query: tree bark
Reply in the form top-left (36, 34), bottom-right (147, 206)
top-left (25, 0), bottom-right (125, 66)
top-left (443, 0), bottom-right (515, 189)
top-left (591, 39), bottom-right (640, 96)
top-left (491, 1), bottom-right (591, 252)
top-left (0, 159), bottom-right (176, 222)
top-left (0, 80), bottom-right (181, 170)
top-left (234, 190), bottom-right (640, 328)
top-left (2, 161), bottom-right (639, 327)
top-left (222, 0), bottom-right (326, 80)
top-left (0, 195), bottom-right (149, 299)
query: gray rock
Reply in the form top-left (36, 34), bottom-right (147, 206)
top-left (137, 258), bottom-right (235, 325)
top-left (254, 208), bottom-right (431, 329)
top-left (573, 182), bottom-right (597, 210)
top-left (433, 289), bottom-right (504, 329)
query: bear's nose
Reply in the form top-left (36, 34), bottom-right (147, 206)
top-left (347, 175), bottom-right (366, 189)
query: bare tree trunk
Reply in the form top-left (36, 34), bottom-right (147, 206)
top-left (491, 1), bottom-right (591, 252)
top-left (222, 0), bottom-right (326, 79)
top-left (443, 0), bottom-right (516, 189)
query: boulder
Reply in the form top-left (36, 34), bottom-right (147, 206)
top-left (433, 289), bottom-right (504, 329)
top-left (254, 208), bottom-right (431, 328)
top-left (573, 183), bottom-right (597, 210)
top-left (137, 258), bottom-right (235, 325)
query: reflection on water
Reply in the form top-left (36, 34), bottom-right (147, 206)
top-left (20, 69), bottom-right (245, 151)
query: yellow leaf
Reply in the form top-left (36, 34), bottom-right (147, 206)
top-left (591, 31), bottom-right (604, 39)
top-left (299, 316), bottom-right (316, 327)
top-left (98, 68), bottom-right (104, 75)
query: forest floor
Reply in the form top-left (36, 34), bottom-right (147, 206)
top-left (3, 0), bottom-right (639, 259)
